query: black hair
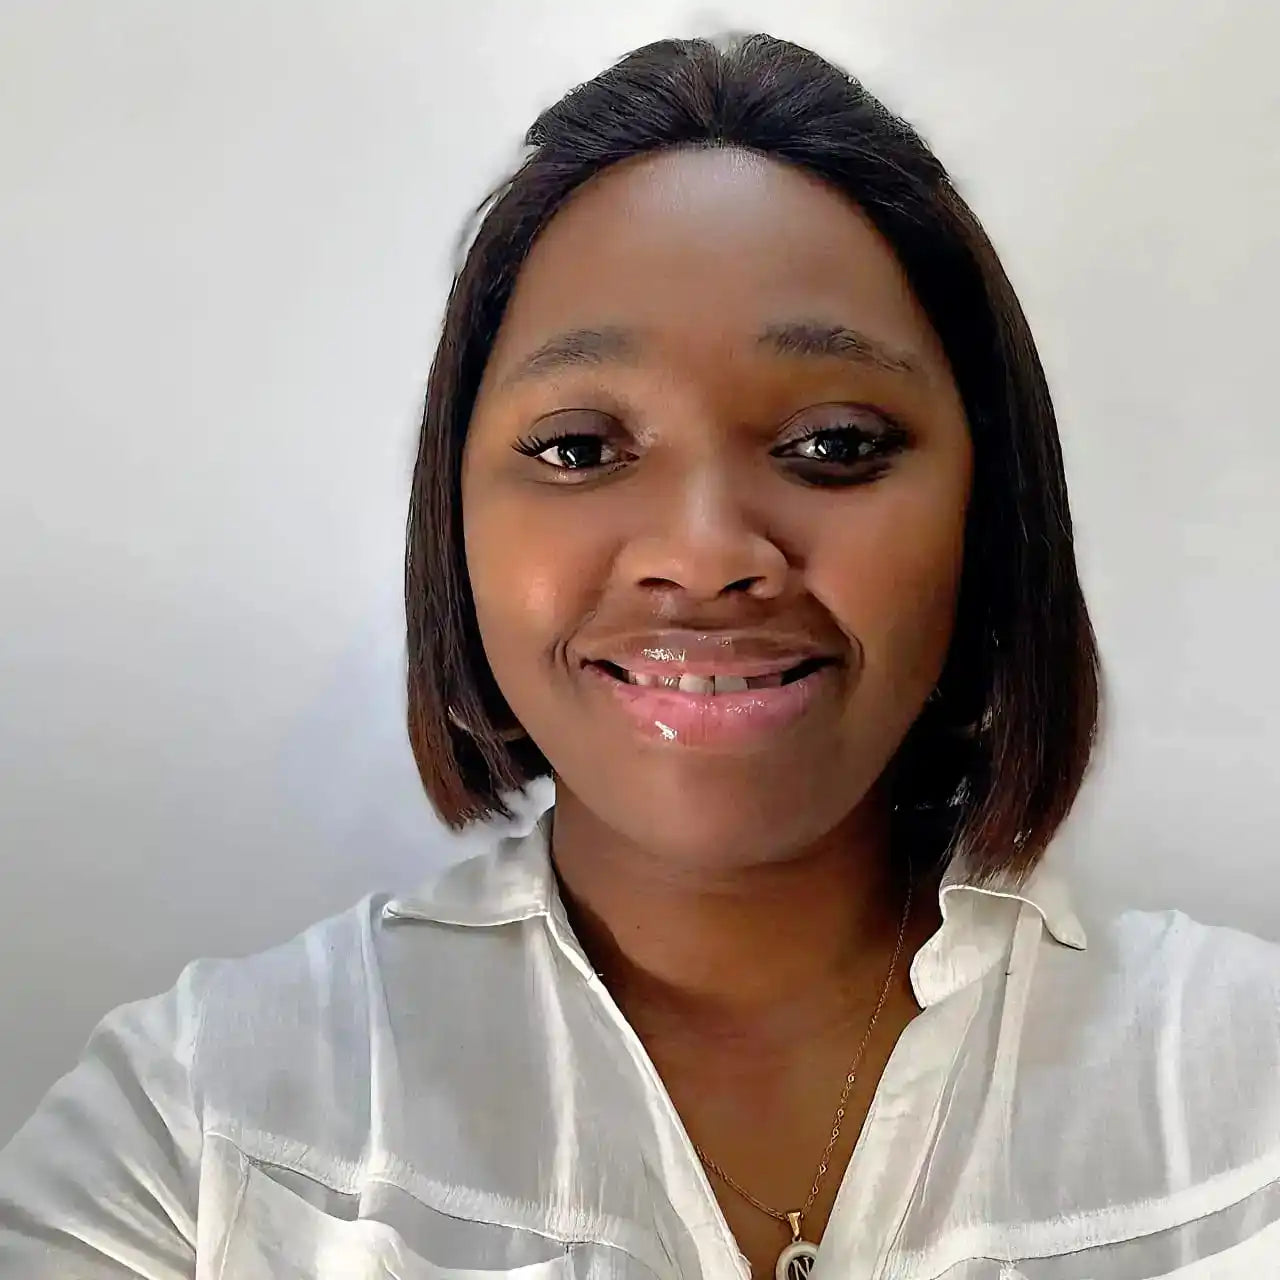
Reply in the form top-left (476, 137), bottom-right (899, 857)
top-left (406, 33), bottom-right (1100, 882)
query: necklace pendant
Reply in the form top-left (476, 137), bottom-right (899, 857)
top-left (776, 1213), bottom-right (818, 1279)
top-left (775, 1237), bottom-right (818, 1280)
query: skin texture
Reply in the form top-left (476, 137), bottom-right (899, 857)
top-left (462, 147), bottom-right (973, 1275)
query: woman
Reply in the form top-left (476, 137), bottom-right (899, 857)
top-left (3, 32), bottom-right (1279, 1280)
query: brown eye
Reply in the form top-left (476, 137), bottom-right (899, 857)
top-left (512, 408), bottom-right (633, 474)
top-left (772, 410), bottom-right (910, 487)
top-left (786, 427), bottom-right (884, 464)
top-left (514, 432), bottom-right (627, 471)
top-left (527, 435), bottom-right (619, 470)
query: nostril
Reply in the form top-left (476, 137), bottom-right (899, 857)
top-left (634, 573), bottom-right (775, 599)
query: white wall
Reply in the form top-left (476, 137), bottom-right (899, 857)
top-left (2, 0), bottom-right (1277, 1142)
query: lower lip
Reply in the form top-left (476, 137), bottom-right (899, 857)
top-left (584, 663), bottom-right (836, 749)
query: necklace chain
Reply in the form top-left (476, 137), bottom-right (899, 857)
top-left (693, 870), bottom-right (914, 1236)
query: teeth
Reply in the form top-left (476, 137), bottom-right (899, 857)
top-left (614, 668), bottom-right (799, 692)
top-left (677, 674), bottom-right (715, 694)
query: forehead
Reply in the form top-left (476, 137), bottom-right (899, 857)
top-left (485, 146), bottom-right (947, 380)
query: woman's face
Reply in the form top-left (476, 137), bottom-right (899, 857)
top-left (463, 147), bottom-right (972, 868)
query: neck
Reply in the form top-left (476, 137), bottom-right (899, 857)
top-left (550, 792), bottom-right (908, 1033)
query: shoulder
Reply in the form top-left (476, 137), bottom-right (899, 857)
top-left (1032, 904), bottom-right (1280, 1055)
top-left (192, 894), bottom-right (392, 1080)
top-left (194, 803), bottom-right (552, 1048)
top-left (191, 845), bottom-right (551, 1088)
top-left (191, 883), bottom-right (505, 1042)
top-left (906, 905), bottom-right (1280, 1280)
top-left (1018, 904), bottom-right (1280, 1195)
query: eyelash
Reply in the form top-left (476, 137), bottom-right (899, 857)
top-left (773, 420), bottom-right (910, 482)
top-left (513, 431), bottom-right (633, 473)
top-left (512, 419), bottom-right (910, 484)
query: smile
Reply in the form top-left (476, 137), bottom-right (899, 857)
top-left (590, 657), bottom-right (834, 694)
top-left (582, 657), bottom-right (840, 749)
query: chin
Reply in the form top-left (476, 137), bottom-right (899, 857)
top-left (593, 758), bottom-right (866, 873)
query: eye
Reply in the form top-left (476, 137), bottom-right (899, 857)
top-left (514, 432), bottom-right (623, 471)
top-left (512, 408), bottom-right (636, 478)
top-left (772, 412), bottom-right (910, 485)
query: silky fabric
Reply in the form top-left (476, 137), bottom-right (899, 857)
top-left (3, 782), bottom-right (1280, 1278)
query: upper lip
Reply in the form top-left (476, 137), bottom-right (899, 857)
top-left (579, 629), bottom-right (841, 679)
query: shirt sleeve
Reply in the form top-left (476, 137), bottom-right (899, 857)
top-left (0, 961), bottom-right (215, 1279)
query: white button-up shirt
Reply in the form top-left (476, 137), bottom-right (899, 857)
top-left (3, 785), bottom-right (1280, 1278)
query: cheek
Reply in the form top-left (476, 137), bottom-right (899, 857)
top-left (464, 488), bottom-right (602, 683)
top-left (808, 480), bottom-right (968, 691)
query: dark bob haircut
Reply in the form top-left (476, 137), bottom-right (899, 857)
top-left (406, 33), bottom-right (1100, 883)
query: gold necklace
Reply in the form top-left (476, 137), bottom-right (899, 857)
top-left (693, 874), bottom-right (913, 1280)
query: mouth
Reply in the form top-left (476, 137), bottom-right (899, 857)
top-left (580, 654), bottom-right (842, 750)
top-left (586, 656), bottom-right (837, 694)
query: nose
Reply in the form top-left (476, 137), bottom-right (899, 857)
top-left (614, 466), bottom-right (788, 603)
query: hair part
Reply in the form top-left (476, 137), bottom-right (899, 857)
top-left (406, 33), bottom-right (1101, 883)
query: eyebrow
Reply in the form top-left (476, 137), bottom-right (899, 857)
top-left (498, 318), bottom-right (921, 389)
top-left (498, 326), bottom-right (637, 388)
top-left (758, 319), bottom-right (920, 376)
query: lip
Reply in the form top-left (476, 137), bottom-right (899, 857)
top-left (582, 656), bottom-right (839, 749)
top-left (580, 629), bottom-right (839, 680)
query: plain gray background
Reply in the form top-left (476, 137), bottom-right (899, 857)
top-left (2, 0), bottom-right (1278, 1143)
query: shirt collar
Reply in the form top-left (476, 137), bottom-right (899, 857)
top-left (908, 853), bottom-right (1087, 1006)
top-left (384, 776), bottom-right (558, 928)
top-left (385, 779), bottom-right (1087, 1007)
